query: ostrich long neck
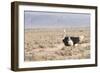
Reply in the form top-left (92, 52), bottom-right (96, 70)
top-left (63, 29), bottom-right (67, 38)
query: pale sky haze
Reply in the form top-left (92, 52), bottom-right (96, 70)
top-left (24, 11), bottom-right (90, 29)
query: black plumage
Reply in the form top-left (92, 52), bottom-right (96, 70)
top-left (63, 36), bottom-right (80, 46)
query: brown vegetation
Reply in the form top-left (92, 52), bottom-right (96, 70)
top-left (24, 27), bottom-right (90, 61)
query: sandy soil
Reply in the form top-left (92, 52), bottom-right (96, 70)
top-left (24, 27), bottom-right (90, 61)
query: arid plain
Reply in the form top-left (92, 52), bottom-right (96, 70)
top-left (24, 27), bottom-right (90, 61)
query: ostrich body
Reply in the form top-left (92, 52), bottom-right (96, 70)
top-left (62, 29), bottom-right (84, 46)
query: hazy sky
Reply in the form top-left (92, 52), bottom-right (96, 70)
top-left (24, 11), bottom-right (90, 28)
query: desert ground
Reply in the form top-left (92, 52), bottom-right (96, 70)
top-left (24, 27), bottom-right (90, 61)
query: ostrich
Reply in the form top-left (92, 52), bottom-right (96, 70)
top-left (62, 29), bottom-right (84, 46)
